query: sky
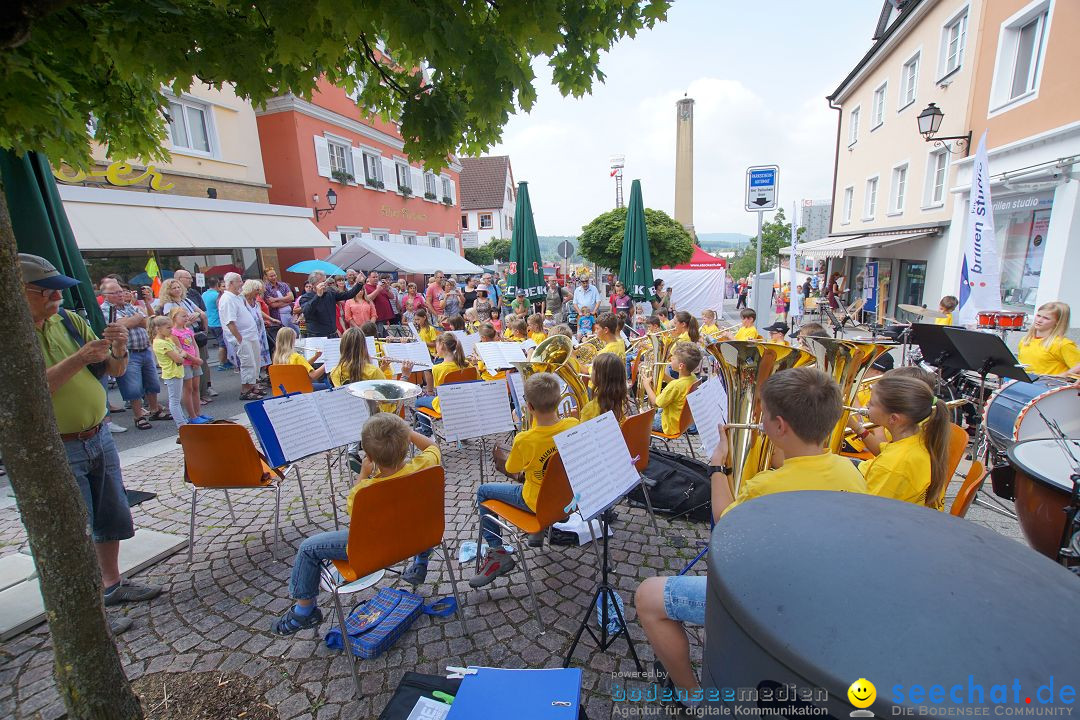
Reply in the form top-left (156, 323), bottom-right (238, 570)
top-left (487, 0), bottom-right (886, 237)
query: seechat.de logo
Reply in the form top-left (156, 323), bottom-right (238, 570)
top-left (849, 678), bottom-right (877, 718)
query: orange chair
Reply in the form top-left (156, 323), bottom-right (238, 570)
top-left (179, 422), bottom-right (308, 563)
top-left (269, 364), bottom-right (314, 396)
top-left (945, 423), bottom-right (968, 479)
top-left (621, 408), bottom-right (660, 536)
top-left (475, 453), bottom-right (574, 628)
top-left (650, 381), bottom-right (701, 459)
top-left (327, 465), bottom-right (465, 696)
top-left (950, 459), bottom-right (986, 518)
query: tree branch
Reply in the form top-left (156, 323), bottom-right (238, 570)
top-left (358, 33), bottom-right (414, 99)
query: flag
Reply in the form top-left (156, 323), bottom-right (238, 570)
top-left (145, 256), bottom-right (160, 279)
top-left (956, 131), bottom-right (1002, 326)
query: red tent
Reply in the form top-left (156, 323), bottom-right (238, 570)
top-left (661, 245), bottom-right (727, 270)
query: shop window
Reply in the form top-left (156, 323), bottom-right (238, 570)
top-left (897, 260), bottom-right (927, 308)
top-left (995, 191), bottom-right (1053, 309)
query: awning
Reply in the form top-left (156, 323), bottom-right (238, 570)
top-left (326, 237), bottom-right (484, 275)
top-left (782, 228), bottom-right (940, 259)
top-left (59, 185), bottom-right (332, 251)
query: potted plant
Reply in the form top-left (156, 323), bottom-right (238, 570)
top-left (442, 195), bottom-right (453, 205)
top-left (400, 185), bottom-right (413, 197)
top-left (424, 190), bottom-right (437, 200)
top-left (331, 169), bottom-right (355, 185)
top-left (367, 178), bottom-right (385, 189)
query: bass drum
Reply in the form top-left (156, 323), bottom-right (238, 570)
top-left (984, 377), bottom-right (1080, 449)
top-left (1006, 438), bottom-right (1078, 560)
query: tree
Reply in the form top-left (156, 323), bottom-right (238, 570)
top-left (578, 207), bottom-right (694, 270)
top-left (727, 207), bottom-right (805, 280)
top-left (0, 2), bottom-right (672, 717)
top-left (487, 237), bottom-right (512, 263)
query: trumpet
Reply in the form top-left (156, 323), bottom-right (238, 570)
top-left (373, 352), bottom-right (432, 369)
top-left (724, 422), bottom-right (764, 432)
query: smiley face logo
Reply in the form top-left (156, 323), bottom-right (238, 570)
top-left (848, 678), bottom-right (876, 709)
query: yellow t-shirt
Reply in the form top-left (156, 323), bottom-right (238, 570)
top-left (860, 432), bottom-right (942, 510)
top-left (934, 312), bottom-right (953, 326)
top-left (768, 336), bottom-right (790, 346)
top-left (579, 398), bottom-right (600, 422)
top-left (856, 386), bottom-right (872, 408)
top-left (1017, 335), bottom-right (1080, 376)
top-left (347, 445), bottom-right (441, 515)
top-left (723, 452), bottom-right (868, 517)
top-left (430, 360), bottom-right (465, 413)
top-left (529, 331), bottom-right (548, 345)
top-left (503, 327), bottom-right (515, 340)
top-left (37, 313), bottom-right (107, 434)
top-left (700, 323), bottom-right (722, 342)
top-left (329, 362), bottom-right (385, 387)
top-left (655, 374), bottom-right (695, 435)
top-left (416, 324), bottom-right (438, 350)
top-left (153, 337), bottom-right (184, 380)
top-left (734, 325), bottom-right (763, 341)
top-left (600, 340), bottom-right (626, 361)
top-left (287, 351), bottom-right (314, 372)
top-left (677, 331), bottom-right (691, 342)
top-left (506, 417), bottom-right (579, 510)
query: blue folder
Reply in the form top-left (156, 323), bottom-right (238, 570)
top-left (445, 667), bottom-right (581, 719)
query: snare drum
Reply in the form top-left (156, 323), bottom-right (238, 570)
top-left (1007, 438), bottom-right (1079, 559)
top-left (995, 311), bottom-right (1026, 329)
top-left (984, 377), bottom-right (1080, 449)
top-left (977, 311), bottom-right (998, 329)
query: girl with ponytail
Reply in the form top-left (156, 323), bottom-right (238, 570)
top-left (414, 332), bottom-right (469, 436)
top-left (858, 375), bottom-right (951, 510)
top-left (672, 310), bottom-right (700, 344)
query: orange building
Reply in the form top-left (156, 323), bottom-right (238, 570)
top-left (256, 79), bottom-right (463, 284)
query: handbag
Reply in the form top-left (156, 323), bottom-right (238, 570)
top-left (324, 587), bottom-right (456, 659)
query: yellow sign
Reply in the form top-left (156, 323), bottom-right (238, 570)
top-left (380, 205), bottom-right (427, 222)
top-left (53, 161), bottom-right (175, 191)
top-left (848, 679), bottom-right (876, 709)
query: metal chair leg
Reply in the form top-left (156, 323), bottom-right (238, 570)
top-left (475, 509), bottom-right (486, 574)
top-left (296, 464), bottom-right (312, 524)
top-left (274, 482), bottom-right (281, 547)
top-left (637, 474), bottom-right (660, 538)
top-left (514, 535), bottom-right (545, 631)
top-left (188, 487), bottom-right (198, 564)
top-left (687, 436), bottom-right (696, 460)
top-left (441, 542), bottom-right (468, 636)
top-left (331, 585), bottom-right (363, 697)
top-left (224, 489), bottom-right (236, 522)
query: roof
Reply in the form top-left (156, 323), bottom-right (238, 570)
top-left (458, 156), bottom-right (512, 211)
top-left (324, 237), bottom-right (484, 275)
top-left (829, 0), bottom-right (925, 102)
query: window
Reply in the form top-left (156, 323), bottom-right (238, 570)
top-left (925, 150), bottom-right (949, 207)
top-left (900, 53), bottom-right (919, 109)
top-left (167, 98), bottom-right (212, 154)
top-left (371, 231), bottom-right (390, 243)
top-left (424, 172), bottom-right (437, 198)
top-left (327, 140), bottom-right (350, 176)
top-left (848, 107), bottom-right (860, 146)
top-left (403, 233), bottom-right (417, 245)
top-left (445, 237), bottom-right (457, 253)
top-left (1010, 12), bottom-right (1047, 99)
top-left (362, 151), bottom-right (382, 186)
top-left (395, 163), bottom-right (411, 192)
top-left (890, 164), bottom-right (908, 213)
top-left (507, 216), bottom-right (514, 232)
top-left (872, 83), bottom-right (887, 129)
top-left (441, 176), bottom-right (452, 202)
top-left (461, 214), bottom-right (469, 230)
top-left (479, 213), bottom-right (493, 229)
top-left (428, 234), bottom-right (440, 248)
top-left (864, 177), bottom-right (879, 219)
top-left (506, 186), bottom-right (513, 203)
top-left (942, 9), bottom-right (968, 77)
top-left (991, 4), bottom-right (1051, 111)
top-left (842, 186), bottom-right (854, 224)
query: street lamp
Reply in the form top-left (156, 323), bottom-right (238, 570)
top-left (916, 102), bottom-right (972, 156)
top-left (312, 188), bottom-right (338, 220)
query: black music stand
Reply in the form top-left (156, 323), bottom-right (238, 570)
top-left (909, 323), bottom-right (962, 371)
top-left (822, 306), bottom-right (844, 338)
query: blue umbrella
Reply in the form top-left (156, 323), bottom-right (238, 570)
top-left (287, 259), bottom-right (345, 276)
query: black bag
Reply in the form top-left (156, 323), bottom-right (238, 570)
top-left (377, 672), bottom-right (461, 720)
top-left (58, 309), bottom-right (108, 379)
top-left (626, 448), bottom-right (712, 522)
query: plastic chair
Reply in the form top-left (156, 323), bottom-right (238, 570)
top-left (620, 409), bottom-right (660, 536)
top-left (650, 381), bottom-right (701, 459)
top-left (179, 422), bottom-right (308, 563)
top-left (949, 460), bottom-right (987, 518)
top-left (326, 465), bottom-right (465, 696)
top-left (269, 364), bottom-right (314, 396)
top-left (475, 453), bottom-right (574, 629)
top-left (945, 423), bottom-right (968, 479)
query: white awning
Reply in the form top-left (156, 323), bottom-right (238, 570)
top-left (59, 185), bottom-right (332, 251)
top-left (782, 229), bottom-right (939, 259)
top-left (326, 237), bottom-right (484, 275)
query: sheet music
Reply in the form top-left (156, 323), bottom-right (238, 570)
top-left (474, 341), bottom-right (526, 370)
top-left (316, 388), bottom-right (372, 449)
top-left (553, 411), bottom-right (640, 521)
top-left (520, 338), bottom-right (538, 354)
top-left (436, 381), bottom-right (514, 441)
top-left (260, 394), bottom-right (329, 462)
top-left (507, 373), bottom-right (526, 426)
top-left (686, 378), bottom-right (728, 458)
top-left (365, 336), bottom-right (377, 358)
top-left (408, 321), bottom-right (422, 342)
top-left (382, 340), bottom-right (433, 373)
top-left (318, 338), bottom-right (342, 372)
top-left (450, 330), bottom-right (481, 359)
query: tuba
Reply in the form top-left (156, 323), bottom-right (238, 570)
top-left (511, 334), bottom-right (590, 429)
top-left (803, 337), bottom-right (894, 453)
top-left (707, 341), bottom-right (815, 499)
top-left (634, 330), bottom-right (677, 410)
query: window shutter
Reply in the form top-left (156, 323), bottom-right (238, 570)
top-left (449, 178), bottom-right (457, 204)
top-left (351, 147), bottom-right (365, 184)
top-left (328, 230), bottom-right (339, 245)
top-left (313, 136), bottom-right (332, 178)
top-left (381, 157), bottom-right (398, 191)
top-left (411, 166), bottom-right (424, 194)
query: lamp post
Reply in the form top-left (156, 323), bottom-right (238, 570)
top-left (312, 188), bottom-right (338, 220)
top-left (916, 102), bottom-right (972, 156)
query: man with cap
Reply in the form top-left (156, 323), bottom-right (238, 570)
top-left (21, 254), bottom-right (162, 630)
top-left (571, 274), bottom-right (600, 331)
top-left (763, 321), bottom-right (790, 346)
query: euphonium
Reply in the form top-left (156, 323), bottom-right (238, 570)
top-left (635, 330), bottom-right (677, 409)
top-left (510, 334), bottom-right (590, 429)
top-left (707, 341), bottom-right (815, 498)
top-left (571, 335), bottom-right (604, 365)
top-left (803, 337), bottom-right (894, 453)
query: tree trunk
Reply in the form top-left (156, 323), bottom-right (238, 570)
top-left (0, 179), bottom-right (142, 718)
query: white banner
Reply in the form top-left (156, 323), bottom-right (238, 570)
top-left (651, 268), bottom-right (726, 319)
top-left (957, 131), bottom-right (1002, 326)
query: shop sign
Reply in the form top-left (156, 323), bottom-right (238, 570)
top-left (53, 161), bottom-right (175, 191)
top-left (380, 205), bottom-right (427, 221)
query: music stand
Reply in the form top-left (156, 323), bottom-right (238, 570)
top-left (822, 306), bottom-right (844, 338)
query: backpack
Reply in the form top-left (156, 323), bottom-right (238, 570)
top-left (626, 448), bottom-right (712, 522)
top-left (324, 587), bottom-right (456, 659)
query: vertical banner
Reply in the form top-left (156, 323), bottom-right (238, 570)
top-left (957, 131), bottom-right (1002, 326)
top-left (864, 261), bottom-right (878, 313)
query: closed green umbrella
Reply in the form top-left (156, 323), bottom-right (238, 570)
top-left (506, 181), bottom-right (545, 304)
top-left (619, 179), bottom-right (654, 302)
top-left (1, 150), bottom-right (104, 333)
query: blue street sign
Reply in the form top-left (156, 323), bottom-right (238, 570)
top-left (745, 165), bottom-right (779, 211)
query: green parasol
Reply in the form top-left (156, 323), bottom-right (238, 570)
top-left (505, 181), bottom-right (546, 303)
top-left (0, 150), bottom-right (104, 333)
top-left (618, 179), bottom-right (654, 302)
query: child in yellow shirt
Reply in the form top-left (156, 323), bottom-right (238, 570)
top-left (762, 321), bottom-right (790, 346)
top-left (272, 326), bottom-right (328, 390)
top-left (933, 295), bottom-right (958, 326)
top-left (505, 318), bottom-right (528, 342)
top-left (579, 352), bottom-right (629, 423)
top-left (732, 309), bottom-right (763, 341)
top-left (700, 309), bottom-right (722, 343)
top-left (594, 311), bottom-right (626, 361)
top-left (414, 332), bottom-right (469, 436)
top-left (413, 308), bottom-right (439, 353)
top-left (527, 313), bottom-right (548, 345)
top-left (471, 373), bottom-right (578, 588)
top-left (641, 341), bottom-right (702, 434)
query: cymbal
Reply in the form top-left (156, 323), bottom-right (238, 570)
top-left (897, 303), bottom-right (946, 319)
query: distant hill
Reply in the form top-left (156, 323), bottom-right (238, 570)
top-left (696, 232), bottom-right (751, 251)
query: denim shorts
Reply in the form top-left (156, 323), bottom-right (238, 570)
top-left (115, 347), bottom-right (161, 400)
top-left (183, 364), bottom-right (204, 379)
top-left (64, 428), bottom-right (134, 543)
top-left (664, 575), bottom-right (706, 626)
top-left (207, 327), bottom-right (224, 345)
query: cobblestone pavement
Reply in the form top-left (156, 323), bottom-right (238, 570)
top-left (0, 424), bottom-right (1024, 719)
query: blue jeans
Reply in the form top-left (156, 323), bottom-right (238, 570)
top-left (115, 348), bottom-right (161, 401)
top-left (476, 483), bottom-right (531, 548)
top-left (288, 530), bottom-right (432, 600)
top-left (653, 413), bottom-right (695, 435)
top-left (664, 575), bottom-right (706, 626)
top-left (312, 380), bottom-right (330, 391)
top-left (163, 377), bottom-right (187, 427)
top-left (64, 428), bottom-right (134, 543)
top-left (415, 394), bottom-right (436, 434)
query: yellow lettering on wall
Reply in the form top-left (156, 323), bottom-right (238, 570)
top-left (379, 205), bottom-right (427, 221)
top-left (52, 161), bottom-right (175, 191)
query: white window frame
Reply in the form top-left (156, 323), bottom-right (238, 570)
top-left (444, 236), bottom-right (457, 253)
top-left (427, 233), bottom-right (441, 248)
top-left (362, 150), bottom-right (383, 188)
top-left (403, 233), bottom-right (418, 246)
top-left (370, 228), bottom-right (391, 243)
top-left (461, 214), bottom-right (469, 230)
top-left (889, 162), bottom-right (909, 215)
top-left (863, 176), bottom-right (879, 220)
top-left (939, 6), bottom-right (969, 80)
top-left (166, 95), bottom-right (217, 157)
top-left (848, 106), bottom-right (861, 147)
top-left (326, 138), bottom-right (352, 179)
top-left (923, 149), bottom-right (949, 209)
top-left (423, 171), bottom-right (438, 200)
top-left (899, 52), bottom-right (920, 111)
top-left (441, 176), bottom-right (452, 202)
top-left (841, 186), bottom-right (854, 225)
top-left (871, 83), bottom-right (887, 130)
top-left (988, 0), bottom-right (1053, 115)
top-left (479, 213), bottom-right (493, 230)
top-left (395, 162), bottom-right (412, 192)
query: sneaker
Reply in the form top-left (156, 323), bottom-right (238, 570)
top-left (196, 415), bottom-right (214, 422)
top-left (401, 560), bottom-right (429, 586)
top-left (109, 615), bottom-right (133, 635)
top-left (104, 579), bottom-right (162, 607)
top-left (105, 421), bottom-right (127, 434)
top-left (527, 531), bottom-right (545, 548)
top-left (208, 388), bottom-right (219, 397)
top-left (469, 548), bottom-right (516, 588)
top-left (216, 363), bottom-right (235, 372)
top-left (271, 606), bottom-right (323, 636)
top-left (188, 416), bottom-right (211, 425)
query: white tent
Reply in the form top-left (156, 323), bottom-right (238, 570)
top-left (325, 237), bottom-right (484, 275)
top-left (653, 248), bottom-right (727, 318)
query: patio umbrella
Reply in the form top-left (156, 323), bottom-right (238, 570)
top-left (618, 179), bottom-right (654, 302)
top-left (506, 181), bottom-right (545, 303)
top-left (0, 150), bottom-right (104, 333)
top-left (128, 269), bottom-right (174, 287)
top-left (287, 259), bottom-right (345, 276)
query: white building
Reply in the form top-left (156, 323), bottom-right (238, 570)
top-left (458, 156), bottom-right (515, 247)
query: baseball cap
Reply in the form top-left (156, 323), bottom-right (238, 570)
top-left (20, 253), bottom-right (80, 290)
top-left (476, 284), bottom-right (490, 292)
top-left (871, 353), bottom-right (895, 371)
top-left (763, 321), bottom-right (789, 335)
